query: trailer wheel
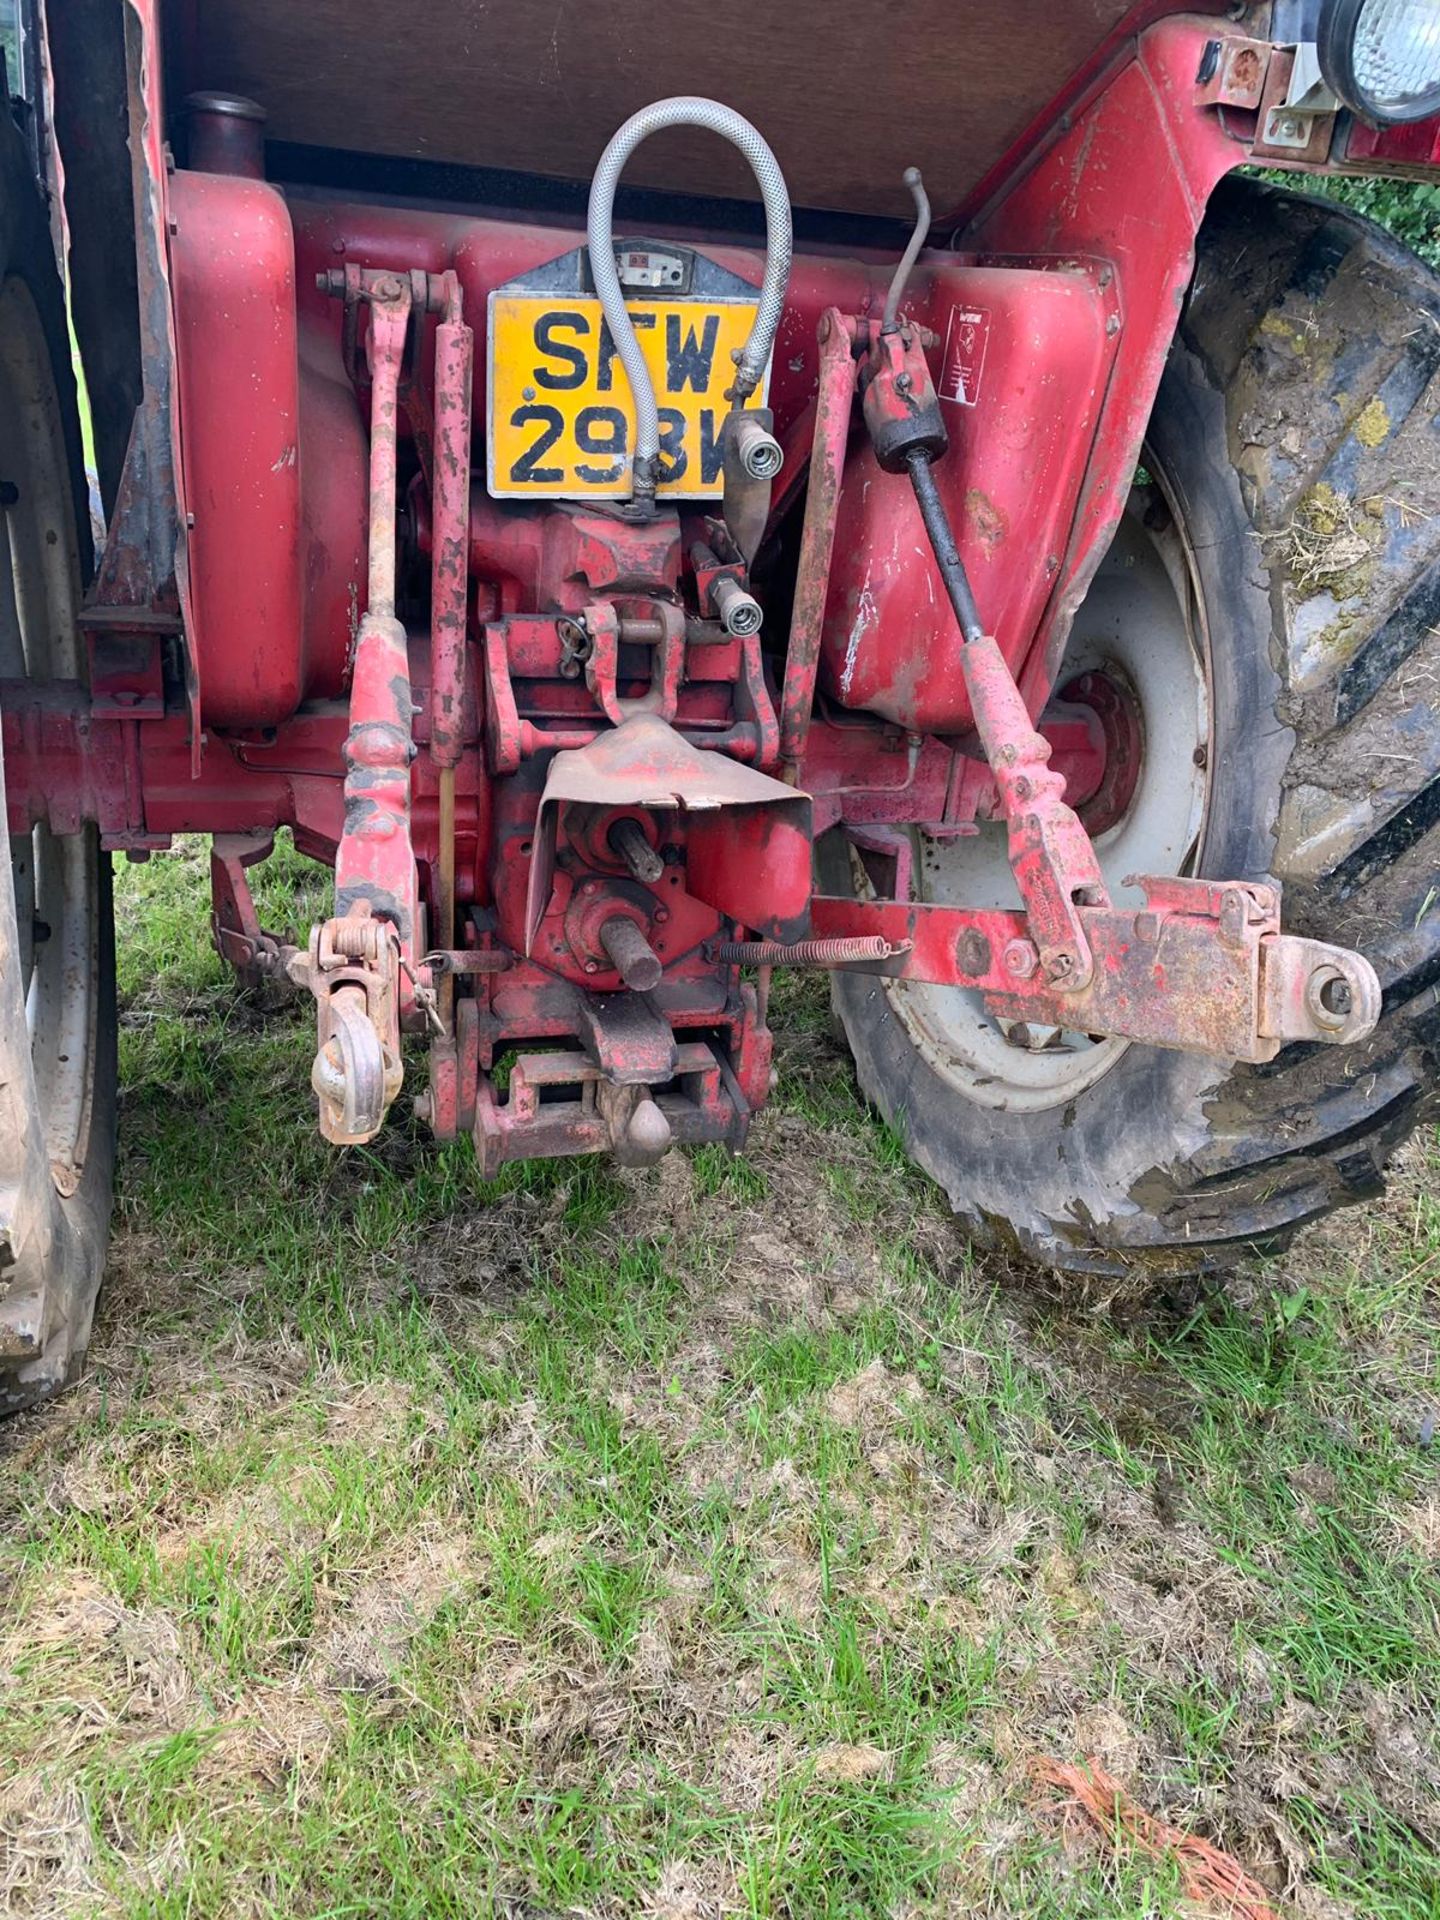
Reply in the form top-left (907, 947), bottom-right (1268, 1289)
top-left (825, 178), bottom-right (1440, 1283)
top-left (0, 121), bottom-right (116, 1412)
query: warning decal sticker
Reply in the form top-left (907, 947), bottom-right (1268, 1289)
top-left (939, 305), bottom-right (992, 408)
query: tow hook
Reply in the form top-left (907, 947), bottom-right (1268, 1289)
top-left (302, 904), bottom-right (405, 1146)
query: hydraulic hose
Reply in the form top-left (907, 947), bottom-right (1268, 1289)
top-left (883, 167), bottom-right (931, 332)
top-left (587, 97), bottom-right (793, 509)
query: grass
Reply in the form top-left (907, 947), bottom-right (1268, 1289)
top-left (1, 837), bottom-right (1437, 1917)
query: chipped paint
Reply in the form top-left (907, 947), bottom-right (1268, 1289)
top-left (841, 579), bottom-right (878, 698)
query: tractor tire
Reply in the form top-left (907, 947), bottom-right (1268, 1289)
top-left (0, 111), bottom-right (116, 1413)
top-left (826, 176), bottom-right (1440, 1283)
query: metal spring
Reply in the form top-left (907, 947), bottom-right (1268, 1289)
top-left (330, 917), bottom-right (379, 958)
top-left (706, 935), bottom-right (904, 967)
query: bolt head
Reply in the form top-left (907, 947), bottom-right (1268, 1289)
top-left (1002, 939), bottom-right (1039, 980)
top-left (584, 959), bottom-right (599, 974)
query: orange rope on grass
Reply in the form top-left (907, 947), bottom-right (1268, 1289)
top-left (1034, 1757), bottom-right (1282, 1919)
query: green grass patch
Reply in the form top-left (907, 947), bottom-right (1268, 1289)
top-left (1, 840), bottom-right (1437, 1917)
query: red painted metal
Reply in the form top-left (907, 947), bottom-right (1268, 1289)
top-left (282, 200), bottom-right (879, 468)
top-left (169, 171), bottom-right (306, 729)
top-left (464, 494), bottom-right (684, 616)
top-left (1344, 115), bottom-right (1440, 168)
top-left (840, 277), bottom-right (1116, 1000)
top-left (952, 2), bottom-right (1236, 231)
top-left (817, 260), bottom-right (1118, 733)
top-left (965, 18), bottom-right (1246, 712)
top-left (145, 31), bottom-right (1232, 751)
top-left (296, 334), bottom-right (370, 702)
top-left (474, 1038), bottom-right (743, 1177)
top-left (1057, 671), bottom-right (1141, 836)
top-left (583, 601), bottom-right (686, 728)
top-left (522, 713), bottom-right (811, 953)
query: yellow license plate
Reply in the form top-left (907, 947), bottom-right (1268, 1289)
top-left (486, 293), bottom-right (763, 500)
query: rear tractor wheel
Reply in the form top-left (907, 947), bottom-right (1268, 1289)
top-left (827, 177), bottom-right (1440, 1282)
top-left (0, 121), bottom-right (116, 1413)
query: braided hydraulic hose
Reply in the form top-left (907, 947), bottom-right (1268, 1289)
top-left (587, 97), bottom-right (793, 509)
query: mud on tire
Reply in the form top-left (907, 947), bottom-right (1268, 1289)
top-left (828, 176), bottom-right (1440, 1281)
top-left (0, 109), bottom-right (116, 1414)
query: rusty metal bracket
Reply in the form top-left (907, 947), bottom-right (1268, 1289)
top-left (808, 876), bottom-right (1382, 1064)
top-left (583, 598), bottom-right (686, 726)
top-left (472, 1039), bottom-right (740, 1177)
top-left (209, 832), bottom-right (298, 987)
top-left (1194, 35), bottom-right (1271, 112)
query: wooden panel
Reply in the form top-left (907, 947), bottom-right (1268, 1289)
top-left (178, 0), bottom-right (1142, 218)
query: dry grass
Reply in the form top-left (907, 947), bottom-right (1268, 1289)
top-left (1, 839), bottom-right (1437, 1917)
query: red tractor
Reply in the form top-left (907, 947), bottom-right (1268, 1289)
top-left (3, 0), bottom-right (1439, 1410)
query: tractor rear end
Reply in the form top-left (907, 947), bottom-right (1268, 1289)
top-left (4, 0), bottom-right (1440, 1408)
